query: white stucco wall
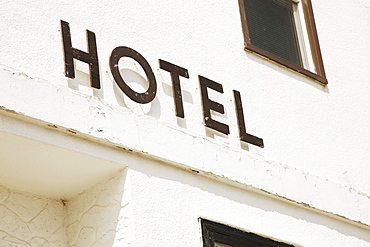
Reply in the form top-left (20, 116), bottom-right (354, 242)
top-left (0, 185), bottom-right (67, 246)
top-left (0, 170), bottom-right (129, 247)
top-left (66, 169), bottom-right (129, 247)
top-left (0, 0), bottom-right (369, 246)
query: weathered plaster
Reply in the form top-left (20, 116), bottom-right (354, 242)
top-left (0, 185), bottom-right (67, 246)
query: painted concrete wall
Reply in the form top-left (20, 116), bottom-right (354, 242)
top-left (126, 159), bottom-right (370, 247)
top-left (1, 0), bottom-right (369, 191)
top-left (0, 0), bottom-right (369, 246)
top-left (3, 158), bottom-right (369, 247)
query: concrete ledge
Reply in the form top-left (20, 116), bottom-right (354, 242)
top-left (1, 65), bottom-right (369, 228)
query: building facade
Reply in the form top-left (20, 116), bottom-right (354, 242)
top-left (0, 0), bottom-right (370, 246)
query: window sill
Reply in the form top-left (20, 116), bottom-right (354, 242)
top-left (245, 44), bottom-right (328, 85)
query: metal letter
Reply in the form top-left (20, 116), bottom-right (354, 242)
top-left (199, 76), bottom-right (230, 135)
top-left (159, 59), bottom-right (189, 118)
top-left (109, 46), bottom-right (157, 104)
top-left (233, 90), bottom-right (264, 147)
top-left (60, 20), bottom-right (100, 89)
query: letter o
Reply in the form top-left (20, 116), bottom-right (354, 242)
top-left (109, 46), bottom-right (157, 104)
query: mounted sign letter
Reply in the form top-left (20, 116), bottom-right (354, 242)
top-left (159, 59), bottom-right (189, 118)
top-left (110, 46), bottom-right (157, 104)
top-left (199, 76), bottom-right (230, 135)
top-left (233, 90), bottom-right (264, 147)
top-left (60, 20), bottom-right (100, 89)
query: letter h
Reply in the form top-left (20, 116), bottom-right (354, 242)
top-left (61, 20), bottom-right (100, 89)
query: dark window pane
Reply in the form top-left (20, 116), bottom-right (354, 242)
top-left (244, 0), bottom-right (302, 66)
top-left (201, 219), bottom-right (295, 247)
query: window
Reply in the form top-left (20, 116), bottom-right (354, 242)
top-left (238, 0), bottom-right (327, 84)
top-left (201, 219), bottom-right (295, 247)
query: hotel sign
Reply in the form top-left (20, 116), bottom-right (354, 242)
top-left (61, 20), bottom-right (264, 148)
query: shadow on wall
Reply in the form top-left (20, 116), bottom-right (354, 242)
top-left (68, 69), bottom-right (104, 99)
top-left (67, 67), bottom-right (162, 120)
top-left (113, 69), bottom-right (161, 119)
